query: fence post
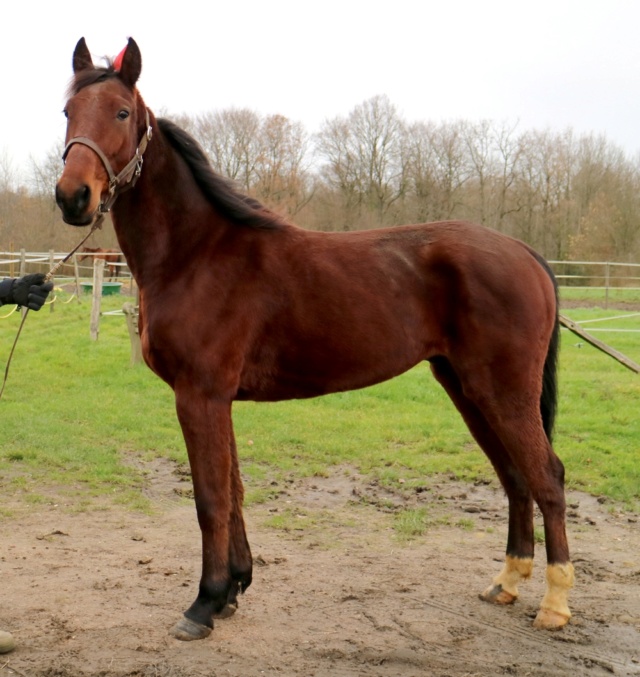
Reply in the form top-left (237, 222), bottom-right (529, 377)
top-left (72, 254), bottom-right (82, 303)
top-left (604, 262), bottom-right (610, 309)
top-left (122, 302), bottom-right (143, 365)
top-left (90, 258), bottom-right (105, 341)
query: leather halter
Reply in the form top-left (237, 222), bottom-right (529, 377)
top-left (62, 109), bottom-right (153, 213)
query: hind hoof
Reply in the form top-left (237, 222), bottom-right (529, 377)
top-left (169, 616), bottom-right (212, 641)
top-left (479, 584), bottom-right (517, 605)
top-left (533, 608), bottom-right (570, 630)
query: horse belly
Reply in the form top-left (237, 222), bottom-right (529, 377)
top-left (240, 315), bottom-right (431, 401)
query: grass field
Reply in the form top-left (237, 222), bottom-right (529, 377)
top-left (558, 286), bottom-right (640, 306)
top-left (1, 290), bottom-right (639, 513)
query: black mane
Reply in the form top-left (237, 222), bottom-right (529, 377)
top-left (157, 118), bottom-right (287, 230)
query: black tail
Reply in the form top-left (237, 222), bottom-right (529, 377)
top-left (531, 251), bottom-right (560, 441)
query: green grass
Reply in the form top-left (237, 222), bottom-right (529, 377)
top-left (1, 292), bottom-right (639, 515)
top-left (555, 306), bottom-right (640, 505)
top-left (0, 294), bottom-right (184, 510)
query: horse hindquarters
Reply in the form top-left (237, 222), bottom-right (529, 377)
top-left (170, 387), bottom-right (252, 640)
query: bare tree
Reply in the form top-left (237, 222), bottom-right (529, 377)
top-left (0, 147), bottom-right (18, 193)
top-left (351, 95), bottom-right (408, 221)
top-left (190, 109), bottom-right (262, 191)
top-left (29, 144), bottom-right (66, 247)
top-left (408, 120), bottom-right (471, 221)
top-left (315, 116), bottom-right (363, 229)
top-left (463, 120), bottom-right (494, 224)
top-left (316, 95), bottom-right (408, 229)
top-left (492, 120), bottom-right (523, 231)
top-left (254, 114), bottom-right (313, 216)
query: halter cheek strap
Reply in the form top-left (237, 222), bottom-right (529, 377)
top-left (62, 109), bottom-right (153, 213)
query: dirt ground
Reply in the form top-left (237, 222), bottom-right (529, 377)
top-left (1, 458), bottom-right (639, 677)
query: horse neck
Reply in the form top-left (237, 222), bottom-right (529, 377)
top-left (110, 120), bottom-right (229, 290)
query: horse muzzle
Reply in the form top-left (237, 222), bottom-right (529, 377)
top-left (55, 180), bottom-right (100, 226)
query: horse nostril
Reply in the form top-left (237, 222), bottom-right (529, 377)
top-left (55, 184), bottom-right (65, 208)
top-left (76, 184), bottom-right (91, 210)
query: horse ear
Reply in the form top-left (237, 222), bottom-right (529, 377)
top-left (72, 37), bottom-right (94, 73)
top-left (117, 38), bottom-right (142, 89)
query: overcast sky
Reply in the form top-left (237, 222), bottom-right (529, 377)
top-left (3, 0), bottom-right (640, 178)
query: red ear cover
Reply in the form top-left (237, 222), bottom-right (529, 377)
top-left (114, 45), bottom-right (127, 71)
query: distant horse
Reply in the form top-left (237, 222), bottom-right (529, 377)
top-left (55, 37), bottom-right (574, 641)
top-left (78, 246), bottom-right (122, 281)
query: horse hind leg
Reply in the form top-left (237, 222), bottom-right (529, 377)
top-left (478, 465), bottom-right (535, 607)
top-left (444, 359), bottom-right (573, 629)
top-left (430, 358), bottom-right (535, 607)
top-left (495, 418), bottom-right (572, 629)
top-left (529, 449), bottom-right (574, 629)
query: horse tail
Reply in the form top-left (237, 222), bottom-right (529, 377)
top-left (530, 250), bottom-right (560, 442)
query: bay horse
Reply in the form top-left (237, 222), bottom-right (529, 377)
top-left (78, 246), bottom-right (122, 281)
top-left (55, 37), bottom-right (574, 641)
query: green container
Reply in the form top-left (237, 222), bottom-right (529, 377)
top-left (81, 282), bottom-right (122, 296)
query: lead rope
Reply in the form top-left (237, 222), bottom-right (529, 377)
top-left (0, 216), bottom-right (104, 401)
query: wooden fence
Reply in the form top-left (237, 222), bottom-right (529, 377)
top-left (548, 260), bottom-right (640, 307)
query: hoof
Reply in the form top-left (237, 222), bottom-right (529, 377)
top-left (533, 607), bottom-right (570, 630)
top-left (169, 617), bottom-right (212, 641)
top-left (479, 584), bottom-right (517, 606)
top-left (214, 602), bottom-right (238, 619)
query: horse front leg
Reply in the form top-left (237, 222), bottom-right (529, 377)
top-left (169, 390), bottom-right (234, 641)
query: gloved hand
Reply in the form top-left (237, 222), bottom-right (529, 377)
top-left (0, 274), bottom-right (54, 311)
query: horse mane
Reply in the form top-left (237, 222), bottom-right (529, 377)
top-left (157, 117), bottom-right (288, 230)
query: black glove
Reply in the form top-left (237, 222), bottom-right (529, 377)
top-left (0, 274), bottom-right (54, 311)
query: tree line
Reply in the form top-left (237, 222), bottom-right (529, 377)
top-left (2, 94), bottom-right (639, 262)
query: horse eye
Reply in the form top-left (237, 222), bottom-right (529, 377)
top-left (117, 110), bottom-right (130, 121)
top-left (63, 109), bottom-right (69, 119)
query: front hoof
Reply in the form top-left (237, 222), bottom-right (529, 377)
top-left (170, 616), bottom-right (212, 641)
top-left (214, 602), bottom-right (238, 619)
top-left (533, 608), bottom-right (570, 630)
top-left (479, 584), bottom-right (517, 606)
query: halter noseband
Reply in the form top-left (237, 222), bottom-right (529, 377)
top-left (62, 109), bottom-right (153, 213)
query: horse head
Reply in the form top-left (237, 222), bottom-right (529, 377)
top-left (56, 37), bottom-right (151, 227)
